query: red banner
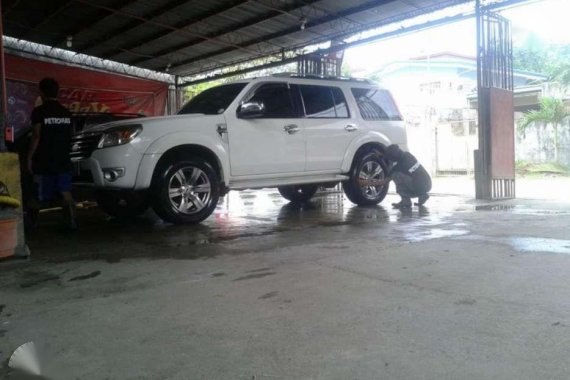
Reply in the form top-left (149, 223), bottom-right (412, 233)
top-left (4, 54), bottom-right (168, 139)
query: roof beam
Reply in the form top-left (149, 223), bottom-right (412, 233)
top-left (80, 0), bottom-right (190, 54)
top-left (23, 0), bottom-right (74, 40)
top-left (177, 0), bottom-right (477, 79)
top-left (128, 0), bottom-right (321, 67)
top-left (71, 0), bottom-right (265, 58)
top-left (294, 0), bottom-right (367, 29)
top-left (2, 0), bottom-right (22, 16)
top-left (99, 0), bottom-right (251, 59)
top-left (178, 11), bottom-right (475, 87)
top-left (169, 0), bottom-right (399, 72)
top-left (57, 0), bottom-right (139, 48)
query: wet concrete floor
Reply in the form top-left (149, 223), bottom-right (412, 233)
top-left (1, 190), bottom-right (570, 379)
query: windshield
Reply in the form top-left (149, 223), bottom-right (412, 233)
top-left (178, 83), bottom-right (248, 115)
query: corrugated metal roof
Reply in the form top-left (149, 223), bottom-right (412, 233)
top-left (1, 0), bottom-right (520, 79)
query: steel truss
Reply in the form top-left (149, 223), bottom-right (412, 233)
top-left (2, 36), bottom-right (174, 83)
top-left (2, 0), bottom-right (530, 86)
top-left (178, 0), bottom-right (531, 87)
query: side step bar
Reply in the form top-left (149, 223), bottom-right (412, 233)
top-left (229, 175), bottom-right (349, 191)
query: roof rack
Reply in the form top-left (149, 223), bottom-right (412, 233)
top-left (270, 72), bottom-right (375, 84)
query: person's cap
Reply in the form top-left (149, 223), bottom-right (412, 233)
top-left (0, 181), bottom-right (21, 208)
top-left (384, 144), bottom-right (402, 161)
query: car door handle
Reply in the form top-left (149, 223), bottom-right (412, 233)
top-left (345, 124), bottom-right (358, 132)
top-left (284, 124), bottom-right (300, 134)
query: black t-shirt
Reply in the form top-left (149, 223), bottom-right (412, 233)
top-left (388, 151), bottom-right (432, 193)
top-left (30, 100), bottom-right (73, 175)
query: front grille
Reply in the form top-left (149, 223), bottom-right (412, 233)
top-left (70, 132), bottom-right (102, 160)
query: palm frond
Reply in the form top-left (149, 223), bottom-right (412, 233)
top-left (517, 97), bottom-right (570, 136)
top-left (517, 110), bottom-right (544, 135)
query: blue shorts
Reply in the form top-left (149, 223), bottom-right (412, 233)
top-left (36, 173), bottom-right (73, 201)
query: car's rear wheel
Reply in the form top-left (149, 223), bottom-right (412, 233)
top-left (343, 149), bottom-right (389, 206)
top-left (278, 185), bottom-right (318, 203)
top-left (151, 159), bottom-right (220, 224)
top-left (96, 190), bottom-right (149, 218)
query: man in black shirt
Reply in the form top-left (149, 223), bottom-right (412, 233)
top-left (359, 144), bottom-right (432, 208)
top-left (27, 78), bottom-right (76, 230)
top-left (385, 144), bottom-right (431, 208)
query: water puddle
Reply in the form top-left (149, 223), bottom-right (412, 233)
top-left (405, 228), bottom-right (470, 242)
top-left (508, 237), bottom-right (570, 254)
top-left (511, 209), bottom-right (570, 216)
top-left (463, 235), bottom-right (570, 255)
top-left (475, 204), bottom-right (516, 211)
top-left (475, 204), bottom-right (570, 216)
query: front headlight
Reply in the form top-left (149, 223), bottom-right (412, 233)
top-left (98, 125), bottom-right (142, 148)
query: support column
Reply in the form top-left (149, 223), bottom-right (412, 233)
top-left (475, 1), bottom-right (515, 200)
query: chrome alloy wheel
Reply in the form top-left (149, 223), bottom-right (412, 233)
top-left (168, 166), bottom-right (212, 214)
top-left (358, 160), bottom-right (385, 200)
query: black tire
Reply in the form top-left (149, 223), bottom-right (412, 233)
top-left (96, 190), bottom-right (149, 218)
top-left (151, 159), bottom-right (220, 224)
top-left (278, 185), bottom-right (318, 203)
top-left (343, 148), bottom-right (389, 206)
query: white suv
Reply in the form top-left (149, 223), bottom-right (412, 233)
top-left (70, 75), bottom-right (407, 224)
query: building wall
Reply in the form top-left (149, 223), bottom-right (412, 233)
top-left (378, 61), bottom-right (479, 175)
top-left (374, 55), bottom-right (548, 174)
top-left (516, 110), bottom-right (570, 166)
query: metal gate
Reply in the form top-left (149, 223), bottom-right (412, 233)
top-left (475, 4), bottom-right (515, 199)
top-left (297, 53), bottom-right (342, 77)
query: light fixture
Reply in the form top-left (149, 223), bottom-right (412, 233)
top-left (66, 35), bottom-right (73, 48)
top-left (300, 17), bottom-right (307, 30)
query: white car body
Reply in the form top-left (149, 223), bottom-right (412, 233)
top-left (72, 76), bottom-right (407, 191)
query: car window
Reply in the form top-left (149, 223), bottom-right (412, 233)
top-left (246, 83), bottom-right (297, 118)
top-left (299, 85), bottom-right (350, 118)
top-left (178, 83), bottom-right (247, 115)
top-left (351, 88), bottom-right (402, 121)
top-left (299, 85), bottom-right (336, 118)
top-left (331, 87), bottom-right (349, 118)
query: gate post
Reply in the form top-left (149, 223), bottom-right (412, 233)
top-left (475, 1), bottom-right (515, 199)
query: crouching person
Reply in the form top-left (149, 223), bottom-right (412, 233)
top-left (384, 144), bottom-right (431, 208)
top-left (358, 144), bottom-right (432, 208)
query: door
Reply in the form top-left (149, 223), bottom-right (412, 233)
top-left (299, 85), bottom-right (360, 171)
top-left (227, 82), bottom-right (306, 177)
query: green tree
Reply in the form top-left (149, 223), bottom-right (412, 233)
top-left (185, 80), bottom-right (221, 101)
top-left (513, 33), bottom-right (548, 74)
top-left (518, 97), bottom-right (570, 162)
top-left (513, 35), bottom-right (570, 85)
top-left (552, 62), bottom-right (570, 88)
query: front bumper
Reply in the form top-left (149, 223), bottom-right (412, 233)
top-left (74, 144), bottom-right (144, 189)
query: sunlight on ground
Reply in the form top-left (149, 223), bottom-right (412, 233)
top-left (431, 176), bottom-right (570, 201)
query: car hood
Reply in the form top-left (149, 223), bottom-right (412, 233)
top-left (81, 114), bottom-right (220, 133)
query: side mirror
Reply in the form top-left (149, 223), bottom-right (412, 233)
top-left (237, 101), bottom-right (265, 119)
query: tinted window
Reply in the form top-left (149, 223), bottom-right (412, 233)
top-left (300, 85), bottom-right (336, 118)
top-left (246, 83), bottom-right (297, 118)
top-left (351, 88), bottom-right (402, 121)
top-left (331, 87), bottom-right (349, 118)
top-left (178, 83), bottom-right (247, 115)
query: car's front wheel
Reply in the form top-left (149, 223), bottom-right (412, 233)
top-left (343, 149), bottom-right (389, 206)
top-left (96, 190), bottom-right (149, 218)
top-left (151, 159), bottom-right (220, 224)
top-left (278, 185), bottom-right (318, 203)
